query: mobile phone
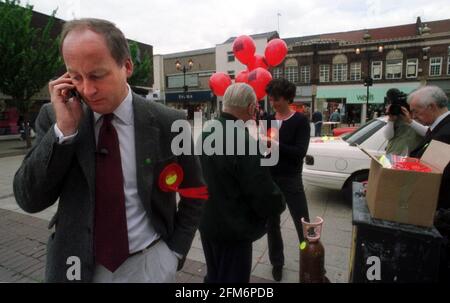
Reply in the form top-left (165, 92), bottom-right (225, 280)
top-left (68, 89), bottom-right (83, 103)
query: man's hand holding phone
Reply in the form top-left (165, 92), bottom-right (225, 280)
top-left (49, 72), bottom-right (84, 136)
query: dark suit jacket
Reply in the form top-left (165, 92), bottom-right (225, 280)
top-left (410, 113), bottom-right (450, 210)
top-left (13, 93), bottom-right (205, 282)
top-left (198, 113), bottom-right (285, 243)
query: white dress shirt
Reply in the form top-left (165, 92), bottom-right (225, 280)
top-left (55, 86), bottom-right (159, 254)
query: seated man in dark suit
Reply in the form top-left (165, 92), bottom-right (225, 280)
top-left (13, 18), bottom-right (205, 282)
top-left (407, 85), bottom-right (450, 282)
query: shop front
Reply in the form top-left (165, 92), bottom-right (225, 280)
top-left (316, 83), bottom-right (421, 124)
top-left (165, 90), bottom-right (214, 120)
top-left (291, 86), bottom-right (313, 116)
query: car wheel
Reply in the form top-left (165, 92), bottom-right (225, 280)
top-left (343, 171), bottom-right (369, 203)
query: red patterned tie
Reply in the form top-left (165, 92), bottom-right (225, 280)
top-left (94, 114), bottom-right (129, 272)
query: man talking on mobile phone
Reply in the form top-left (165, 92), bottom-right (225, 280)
top-left (13, 18), bottom-right (205, 283)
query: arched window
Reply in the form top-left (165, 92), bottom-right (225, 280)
top-left (332, 54), bottom-right (348, 82)
top-left (386, 50), bottom-right (403, 79)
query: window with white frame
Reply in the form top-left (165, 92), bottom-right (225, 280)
top-left (285, 66), bottom-right (298, 83)
top-left (447, 46), bottom-right (450, 74)
top-left (227, 51), bottom-right (235, 62)
top-left (272, 67), bottom-right (282, 79)
top-left (333, 64), bottom-right (347, 82)
top-left (319, 65), bottom-right (330, 82)
top-left (429, 57), bottom-right (442, 76)
top-left (406, 59), bottom-right (418, 78)
top-left (228, 70), bottom-right (235, 80)
top-left (448, 57), bottom-right (450, 75)
top-left (332, 54), bottom-right (348, 82)
top-left (350, 62), bottom-right (361, 81)
top-left (300, 65), bottom-right (311, 83)
top-left (386, 59), bottom-right (403, 79)
top-left (371, 61), bottom-right (382, 80)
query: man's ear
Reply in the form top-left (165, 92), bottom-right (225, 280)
top-left (124, 58), bottom-right (134, 78)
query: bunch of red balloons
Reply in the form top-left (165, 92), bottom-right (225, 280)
top-left (209, 35), bottom-right (288, 100)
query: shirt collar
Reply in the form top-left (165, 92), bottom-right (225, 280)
top-left (94, 85), bottom-right (133, 125)
top-left (430, 111), bottom-right (450, 131)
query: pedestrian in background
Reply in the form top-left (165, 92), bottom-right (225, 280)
top-left (312, 110), bottom-right (323, 137)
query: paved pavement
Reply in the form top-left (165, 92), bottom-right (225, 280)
top-left (0, 153), bottom-right (352, 283)
top-left (0, 136), bottom-right (33, 159)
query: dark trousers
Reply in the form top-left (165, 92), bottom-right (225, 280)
top-left (314, 122), bottom-right (322, 137)
top-left (267, 174), bottom-right (309, 267)
top-left (200, 235), bottom-right (252, 283)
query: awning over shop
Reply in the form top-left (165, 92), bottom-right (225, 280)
top-left (317, 83), bottom-right (421, 104)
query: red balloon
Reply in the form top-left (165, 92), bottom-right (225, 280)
top-left (232, 35), bottom-right (256, 65)
top-left (247, 54), bottom-right (269, 71)
top-left (209, 72), bottom-right (232, 96)
top-left (247, 68), bottom-right (273, 100)
top-left (264, 38), bottom-right (288, 67)
top-left (235, 70), bottom-right (249, 83)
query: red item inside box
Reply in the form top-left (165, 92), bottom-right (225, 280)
top-left (391, 156), bottom-right (433, 173)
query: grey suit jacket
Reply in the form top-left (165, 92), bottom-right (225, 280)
top-left (13, 93), bottom-right (205, 282)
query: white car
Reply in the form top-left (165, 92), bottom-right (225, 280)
top-left (303, 117), bottom-right (388, 200)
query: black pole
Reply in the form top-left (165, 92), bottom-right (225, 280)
top-left (366, 84), bottom-right (369, 120)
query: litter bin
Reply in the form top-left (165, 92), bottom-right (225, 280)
top-left (349, 182), bottom-right (442, 282)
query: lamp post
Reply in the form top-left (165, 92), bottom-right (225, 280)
top-left (355, 45), bottom-right (383, 123)
top-left (175, 59), bottom-right (194, 98)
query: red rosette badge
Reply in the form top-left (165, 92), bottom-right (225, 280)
top-left (158, 163), bottom-right (208, 200)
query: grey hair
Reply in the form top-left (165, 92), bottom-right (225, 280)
top-left (223, 83), bottom-right (256, 108)
top-left (407, 86), bottom-right (448, 108)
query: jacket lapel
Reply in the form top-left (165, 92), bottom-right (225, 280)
top-left (76, 106), bottom-right (96, 201)
top-left (133, 94), bottom-right (160, 209)
top-left (431, 113), bottom-right (450, 135)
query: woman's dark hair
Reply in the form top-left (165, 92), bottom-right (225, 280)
top-left (265, 78), bottom-right (296, 104)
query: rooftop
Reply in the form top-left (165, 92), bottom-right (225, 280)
top-left (221, 31), bottom-right (279, 44)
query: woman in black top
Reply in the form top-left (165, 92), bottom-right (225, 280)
top-left (263, 78), bottom-right (310, 281)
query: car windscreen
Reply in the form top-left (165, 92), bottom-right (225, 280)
top-left (343, 119), bottom-right (387, 146)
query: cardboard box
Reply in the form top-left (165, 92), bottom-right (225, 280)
top-left (361, 140), bottom-right (450, 227)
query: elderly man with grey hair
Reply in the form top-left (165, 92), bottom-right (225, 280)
top-left (197, 83), bottom-right (285, 283)
top-left (407, 85), bottom-right (450, 282)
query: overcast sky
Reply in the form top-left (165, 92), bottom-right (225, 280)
top-left (23, 0), bottom-right (450, 55)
